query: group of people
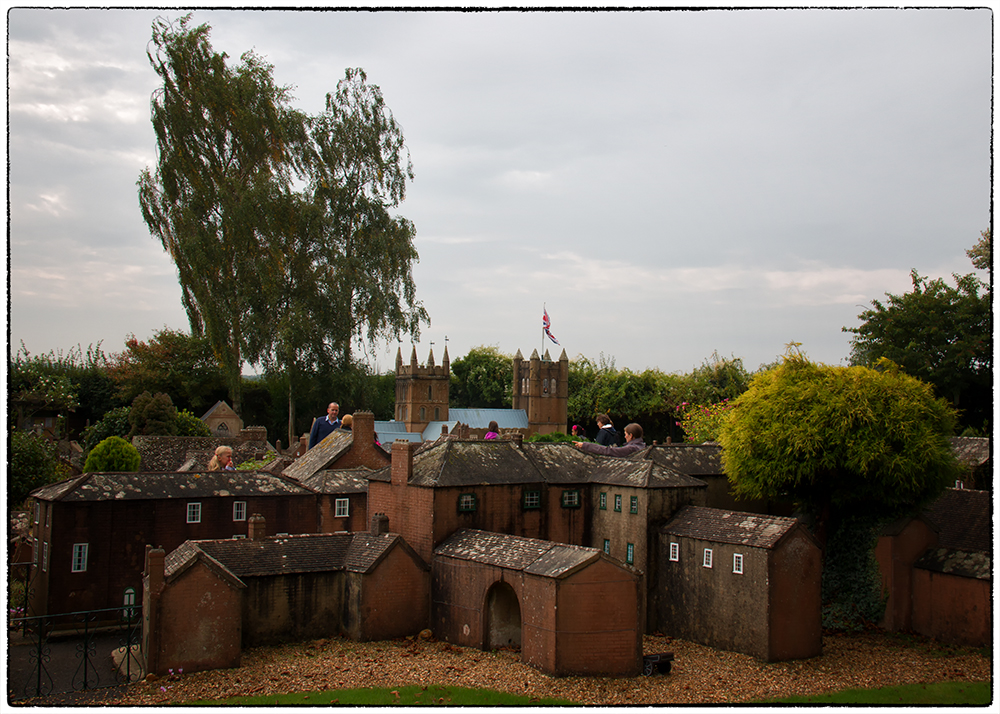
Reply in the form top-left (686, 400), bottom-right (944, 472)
top-left (572, 413), bottom-right (646, 458)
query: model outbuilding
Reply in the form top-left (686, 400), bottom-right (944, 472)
top-left (655, 506), bottom-right (822, 662)
top-left (432, 529), bottom-right (643, 677)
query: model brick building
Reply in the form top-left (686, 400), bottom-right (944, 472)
top-left (432, 528), bottom-right (643, 676)
top-left (143, 518), bottom-right (429, 675)
top-left (28, 470), bottom-right (318, 618)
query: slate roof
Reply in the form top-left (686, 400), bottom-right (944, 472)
top-left (662, 505), bottom-right (807, 550)
top-left (372, 421), bottom-right (423, 444)
top-left (282, 430), bottom-right (390, 483)
top-left (133, 435), bottom-right (274, 472)
top-left (367, 439), bottom-right (707, 491)
top-left (435, 528), bottom-right (621, 579)
top-left (299, 467), bottom-right (372, 494)
top-left (29, 470), bottom-right (315, 502)
top-left (949, 436), bottom-right (990, 468)
top-left (923, 488), bottom-right (991, 554)
top-left (164, 532), bottom-right (418, 583)
top-left (635, 443), bottom-right (724, 475)
top-left (913, 547), bottom-right (990, 581)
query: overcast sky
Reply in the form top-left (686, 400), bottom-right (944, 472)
top-left (7, 6), bottom-right (992, 378)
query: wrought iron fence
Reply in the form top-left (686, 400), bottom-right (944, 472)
top-left (7, 604), bottom-right (143, 701)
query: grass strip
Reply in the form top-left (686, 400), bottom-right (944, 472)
top-left (752, 680), bottom-right (991, 705)
top-left (185, 684), bottom-right (578, 706)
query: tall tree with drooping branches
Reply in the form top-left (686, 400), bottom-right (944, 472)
top-left (137, 14), bottom-right (307, 416)
top-left (306, 67), bottom-right (428, 367)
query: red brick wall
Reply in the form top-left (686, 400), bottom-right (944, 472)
top-left (152, 562), bottom-right (242, 675)
top-left (35, 494), bottom-right (318, 616)
top-left (368, 475), bottom-right (435, 563)
top-left (357, 542), bottom-right (430, 640)
top-left (550, 558), bottom-right (642, 676)
top-left (318, 493), bottom-right (368, 533)
top-left (874, 519), bottom-right (937, 632)
top-left (242, 572), bottom-right (348, 647)
top-left (911, 568), bottom-right (991, 647)
top-left (768, 529), bottom-right (822, 661)
top-left (433, 553), bottom-right (641, 677)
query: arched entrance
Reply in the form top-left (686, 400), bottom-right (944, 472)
top-left (485, 582), bottom-right (521, 650)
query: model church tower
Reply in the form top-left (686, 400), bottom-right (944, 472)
top-left (512, 348), bottom-right (569, 436)
top-left (395, 345), bottom-right (450, 435)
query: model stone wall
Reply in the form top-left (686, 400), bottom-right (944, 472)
top-left (911, 565), bottom-right (991, 647)
top-left (355, 543), bottom-right (431, 640)
top-left (241, 571), bottom-right (349, 647)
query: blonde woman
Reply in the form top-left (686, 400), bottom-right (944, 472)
top-left (208, 445), bottom-right (235, 471)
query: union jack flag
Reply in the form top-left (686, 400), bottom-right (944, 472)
top-left (542, 308), bottom-right (560, 345)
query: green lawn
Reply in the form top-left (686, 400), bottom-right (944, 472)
top-left (752, 680), bottom-right (991, 705)
top-left (186, 684), bottom-right (577, 706)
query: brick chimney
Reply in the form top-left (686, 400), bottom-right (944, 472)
top-left (352, 411), bottom-right (375, 446)
top-left (248, 513), bottom-right (267, 541)
top-left (391, 441), bottom-right (415, 487)
top-left (146, 547), bottom-right (165, 593)
top-left (370, 512), bottom-right (389, 535)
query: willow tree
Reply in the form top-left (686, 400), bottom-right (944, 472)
top-left (137, 15), bottom-right (306, 415)
top-left (307, 68), bottom-right (428, 367)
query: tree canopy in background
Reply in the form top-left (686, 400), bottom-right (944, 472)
top-left (138, 15), bottom-right (306, 416)
top-left (449, 346), bottom-right (513, 409)
top-left (845, 232), bottom-right (991, 434)
top-left (138, 16), bottom-right (427, 435)
top-left (108, 328), bottom-right (229, 416)
top-left (719, 351), bottom-right (959, 526)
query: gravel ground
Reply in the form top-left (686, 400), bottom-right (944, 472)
top-left (29, 630), bottom-right (989, 707)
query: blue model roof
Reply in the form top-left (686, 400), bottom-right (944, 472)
top-left (448, 409), bottom-right (528, 429)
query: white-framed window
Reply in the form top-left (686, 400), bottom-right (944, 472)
top-left (32, 537), bottom-right (38, 565)
top-left (523, 490), bottom-right (541, 510)
top-left (630, 495), bottom-right (639, 514)
top-left (614, 494), bottom-right (622, 512)
top-left (71, 543), bottom-right (89, 573)
top-left (45, 506), bottom-right (51, 529)
top-left (603, 539), bottom-right (611, 554)
top-left (733, 553), bottom-right (744, 575)
top-left (42, 542), bottom-right (49, 573)
top-left (703, 548), bottom-right (713, 569)
top-left (233, 501), bottom-right (246, 522)
top-left (458, 493), bottom-right (477, 512)
top-left (626, 543), bottom-right (635, 564)
top-left (599, 492), bottom-right (607, 510)
top-left (561, 490), bottom-right (580, 508)
top-left (187, 502), bottom-right (202, 524)
top-left (34, 502), bottom-right (40, 525)
top-left (335, 498), bottom-right (350, 517)
top-left (669, 542), bottom-right (680, 561)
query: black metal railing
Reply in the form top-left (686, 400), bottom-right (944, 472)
top-left (8, 605), bottom-right (142, 700)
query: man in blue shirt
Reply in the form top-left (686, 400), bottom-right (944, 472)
top-left (308, 402), bottom-right (341, 449)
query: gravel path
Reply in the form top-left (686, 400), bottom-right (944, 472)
top-left (23, 631), bottom-right (991, 706)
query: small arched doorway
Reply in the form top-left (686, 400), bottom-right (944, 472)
top-left (485, 582), bottom-right (521, 651)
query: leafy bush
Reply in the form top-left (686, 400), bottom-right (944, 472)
top-left (176, 409), bottom-right (211, 436)
top-left (128, 391), bottom-right (178, 437)
top-left (83, 436), bottom-right (141, 472)
top-left (675, 399), bottom-right (735, 443)
top-left (10, 430), bottom-right (70, 507)
top-left (821, 514), bottom-right (887, 632)
top-left (82, 405), bottom-right (131, 454)
top-left (235, 455), bottom-right (278, 471)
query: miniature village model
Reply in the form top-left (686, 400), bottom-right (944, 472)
top-left (22, 349), bottom-right (992, 680)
